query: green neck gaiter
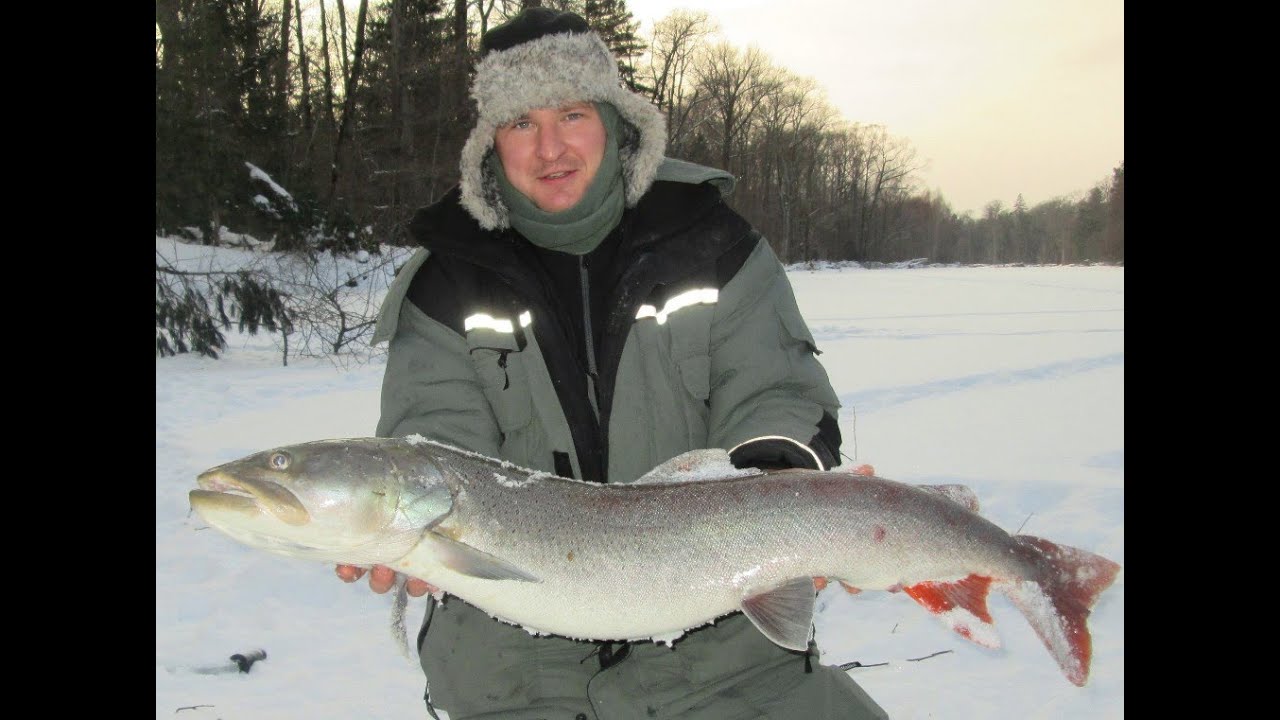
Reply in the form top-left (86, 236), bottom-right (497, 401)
top-left (494, 102), bottom-right (625, 255)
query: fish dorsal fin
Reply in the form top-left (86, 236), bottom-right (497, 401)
top-left (903, 574), bottom-right (1000, 648)
top-left (634, 449), bottom-right (762, 484)
top-left (421, 532), bottom-right (541, 583)
top-left (918, 484), bottom-right (981, 513)
top-left (740, 577), bottom-right (816, 651)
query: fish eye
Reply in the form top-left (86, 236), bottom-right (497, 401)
top-left (268, 452), bottom-right (291, 470)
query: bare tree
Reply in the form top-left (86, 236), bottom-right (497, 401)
top-left (454, 0), bottom-right (468, 52)
top-left (694, 42), bottom-right (778, 176)
top-left (157, 234), bottom-right (410, 367)
top-left (263, 249), bottom-right (403, 367)
top-left (276, 0), bottom-right (293, 180)
top-left (327, 0), bottom-right (371, 214)
top-left (294, 0), bottom-right (313, 146)
top-left (750, 72), bottom-right (833, 259)
top-left (337, 0), bottom-right (352, 82)
top-left (839, 123), bottom-right (920, 259)
top-left (319, 0), bottom-right (337, 131)
top-left (640, 10), bottom-right (714, 155)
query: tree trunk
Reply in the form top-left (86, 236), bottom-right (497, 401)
top-left (455, 0), bottom-right (467, 52)
top-left (155, 0), bottom-right (182, 77)
top-left (720, 105), bottom-right (734, 175)
top-left (390, 0), bottom-right (403, 216)
top-left (294, 0), bottom-right (311, 138)
top-left (779, 157), bottom-right (792, 262)
top-left (478, 0), bottom-right (497, 36)
top-left (454, 0), bottom-right (470, 111)
top-left (327, 0), bottom-right (370, 217)
top-left (277, 0), bottom-right (292, 102)
top-left (337, 0), bottom-right (351, 83)
top-left (276, 0), bottom-right (292, 180)
top-left (319, 0), bottom-right (336, 129)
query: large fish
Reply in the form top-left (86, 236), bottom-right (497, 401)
top-left (189, 435), bottom-right (1120, 686)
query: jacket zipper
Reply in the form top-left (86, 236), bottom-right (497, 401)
top-left (580, 255), bottom-right (600, 414)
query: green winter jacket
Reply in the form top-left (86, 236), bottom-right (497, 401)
top-left (372, 159), bottom-right (886, 719)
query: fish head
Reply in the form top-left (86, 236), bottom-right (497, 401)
top-left (190, 438), bottom-right (454, 566)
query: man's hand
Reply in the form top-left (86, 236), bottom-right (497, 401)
top-left (336, 564), bottom-right (436, 597)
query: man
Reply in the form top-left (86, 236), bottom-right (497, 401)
top-left (344, 8), bottom-right (889, 719)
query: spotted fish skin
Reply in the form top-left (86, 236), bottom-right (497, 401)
top-left (191, 435), bottom-right (1120, 686)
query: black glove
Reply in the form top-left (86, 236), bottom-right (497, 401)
top-left (729, 436), bottom-right (827, 471)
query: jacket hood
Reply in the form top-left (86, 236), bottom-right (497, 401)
top-left (458, 30), bottom-right (667, 231)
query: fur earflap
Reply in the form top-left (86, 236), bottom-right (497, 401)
top-left (459, 30), bottom-right (667, 230)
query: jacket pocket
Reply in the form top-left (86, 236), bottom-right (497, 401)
top-left (777, 305), bottom-right (821, 355)
top-left (664, 301), bottom-right (714, 403)
top-left (466, 326), bottom-right (533, 434)
top-left (676, 354), bottom-right (711, 401)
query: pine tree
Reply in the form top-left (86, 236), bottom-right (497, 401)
top-left (582, 0), bottom-right (649, 94)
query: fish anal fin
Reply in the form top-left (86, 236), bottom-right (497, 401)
top-left (740, 577), bottom-right (816, 651)
top-left (904, 574), bottom-right (1000, 649)
top-left (421, 532), bottom-right (541, 583)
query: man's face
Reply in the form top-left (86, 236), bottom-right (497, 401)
top-left (493, 102), bottom-right (607, 214)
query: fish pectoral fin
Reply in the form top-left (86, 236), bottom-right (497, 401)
top-left (740, 577), bottom-right (816, 651)
top-left (422, 532), bottom-right (541, 583)
top-left (903, 574), bottom-right (1001, 649)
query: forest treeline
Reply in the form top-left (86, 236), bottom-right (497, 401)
top-left (156, 0), bottom-right (1123, 267)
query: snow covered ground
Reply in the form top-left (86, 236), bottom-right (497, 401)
top-left (156, 243), bottom-right (1123, 719)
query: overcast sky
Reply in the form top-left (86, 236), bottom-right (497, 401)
top-left (626, 0), bottom-right (1124, 217)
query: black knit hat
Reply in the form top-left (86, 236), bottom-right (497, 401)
top-left (480, 7), bottom-right (590, 55)
top-left (457, 7), bottom-right (667, 230)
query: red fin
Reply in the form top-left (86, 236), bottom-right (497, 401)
top-left (904, 575), bottom-right (1000, 648)
top-left (1008, 536), bottom-right (1122, 686)
top-left (838, 581), bottom-right (861, 594)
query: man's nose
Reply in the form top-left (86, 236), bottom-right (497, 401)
top-left (535, 125), bottom-right (566, 161)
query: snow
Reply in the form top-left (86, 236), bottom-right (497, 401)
top-left (246, 161), bottom-right (297, 210)
top-left (156, 244), bottom-right (1123, 719)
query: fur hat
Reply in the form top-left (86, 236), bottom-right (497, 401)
top-left (458, 8), bottom-right (667, 230)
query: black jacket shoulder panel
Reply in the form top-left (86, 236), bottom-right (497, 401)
top-left (625, 180), bottom-right (727, 247)
top-left (405, 255), bottom-right (467, 335)
top-left (407, 186), bottom-right (479, 249)
top-left (404, 186), bottom-right (526, 335)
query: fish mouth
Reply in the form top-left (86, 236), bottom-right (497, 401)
top-left (190, 471), bottom-right (311, 526)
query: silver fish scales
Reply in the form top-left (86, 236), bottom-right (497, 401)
top-left (190, 435), bottom-right (1120, 686)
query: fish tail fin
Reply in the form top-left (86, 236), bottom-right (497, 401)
top-left (1006, 536), bottom-right (1121, 686)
